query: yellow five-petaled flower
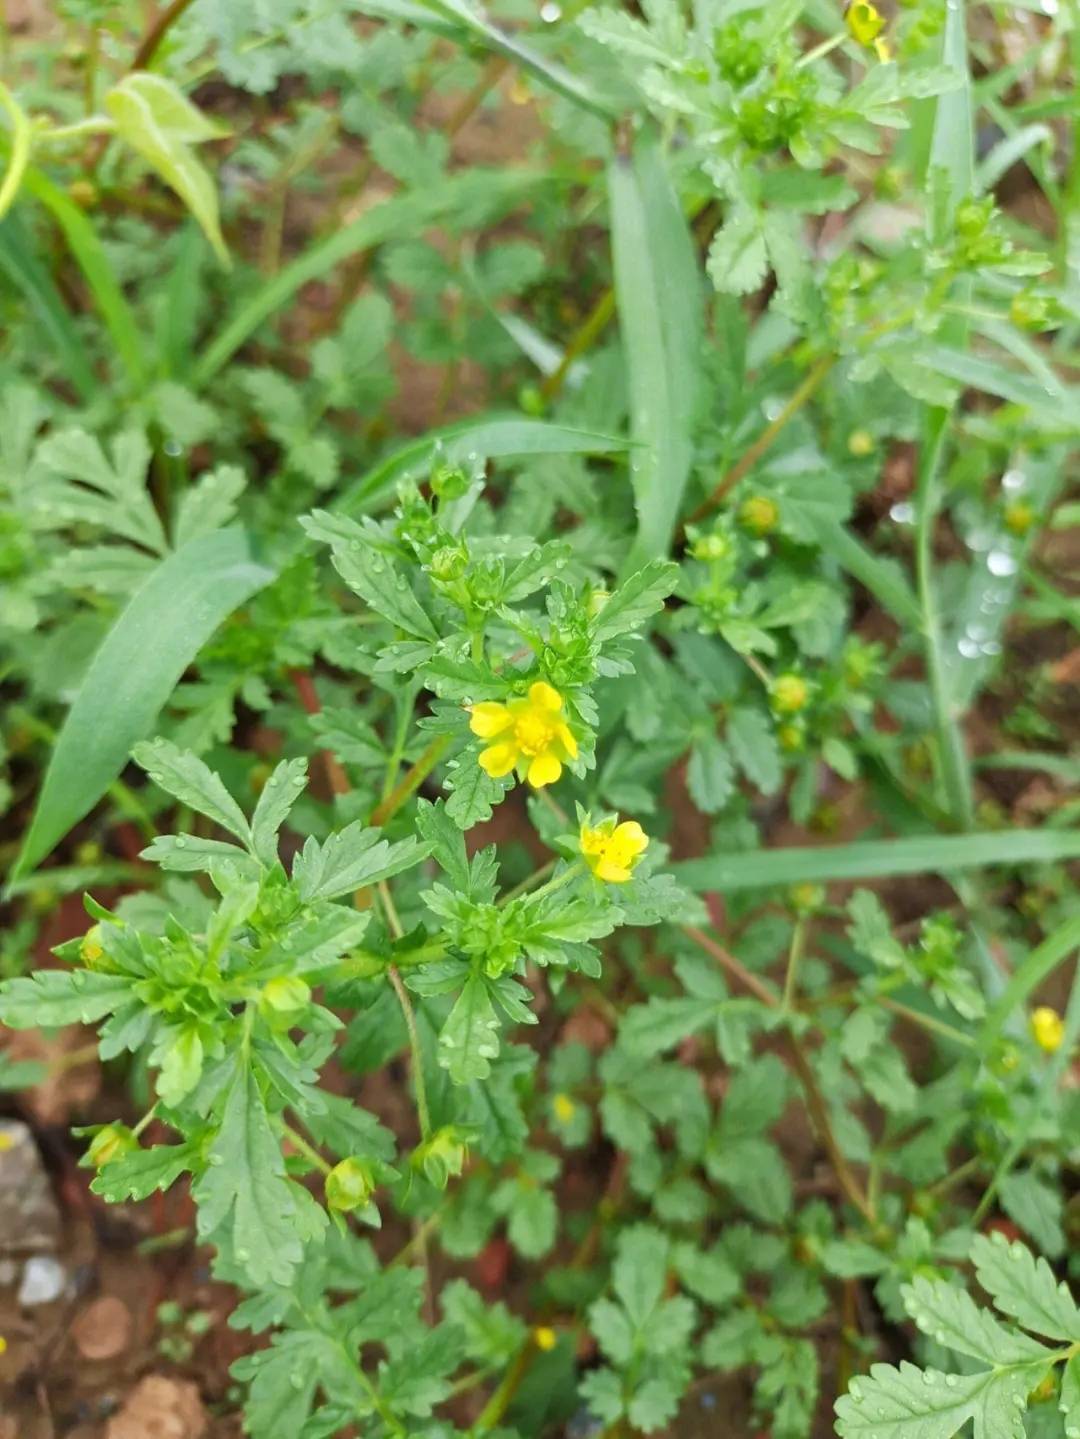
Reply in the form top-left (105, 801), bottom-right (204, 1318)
top-left (468, 681), bottom-right (579, 788)
top-left (580, 816), bottom-right (649, 884)
top-left (846, 1), bottom-right (891, 59)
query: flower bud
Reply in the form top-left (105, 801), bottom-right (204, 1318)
top-left (771, 672), bottom-right (810, 715)
top-left (87, 1124), bottom-right (136, 1169)
top-left (1003, 501), bottom-right (1034, 538)
top-left (739, 495), bottom-right (780, 536)
top-left (80, 925), bottom-right (106, 969)
top-left (847, 429), bottom-right (874, 457)
top-left (325, 1157), bottom-right (377, 1212)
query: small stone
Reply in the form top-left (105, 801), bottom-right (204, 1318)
top-left (0, 1120), bottom-right (61, 1255)
top-left (105, 1376), bottom-right (208, 1439)
top-left (18, 1254), bottom-right (67, 1306)
top-left (72, 1296), bottom-right (133, 1360)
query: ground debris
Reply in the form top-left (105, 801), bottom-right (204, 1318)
top-left (105, 1375), bottom-right (208, 1439)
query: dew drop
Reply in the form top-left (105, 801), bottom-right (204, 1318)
top-left (987, 549), bottom-right (1018, 577)
top-left (981, 641), bottom-right (1001, 656)
top-left (163, 437), bottom-right (183, 458)
top-left (944, 1375), bottom-right (958, 1389)
top-left (889, 501), bottom-right (914, 525)
top-left (1002, 468), bottom-right (1027, 492)
top-left (175, 837), bottom-right (187, 848)
top-left (1010, 1242), bottom-right (1025, 1261)
top-left (290, 1372), bottom-right (305, 1390)
top-left (540, 1), bottom-right (562, 19)
top-left (958, 637), bottom-right (980, 659)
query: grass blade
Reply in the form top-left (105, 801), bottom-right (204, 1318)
top-left (978, 913), bottom-right (1080, 1055)
top-left (674, 829), bottom-right (1080, 893)
top-left (8, 527), bottom-right (276, 884)
top-left (609, 130), bottom-right (703, 569)
top-left (339, 415), bottom-right (632, 513)
top-left (24, 167), bottom-right (147, 390)
top-left (194, 170), bottom-right (540, 388)
top-left (0, 211), bottom-right (96, 400)
top-left (804, 518), bottom-right (921, 629)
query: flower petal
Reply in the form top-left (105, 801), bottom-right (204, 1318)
top-left (527, 752), bottom-right (562, 787)
top-left (555, 722), bottom-right (578, 760)
top-left (596, 858), bottom-right (631, 883)
top-left (479, 741), bottom-right (518, 777)
top-left (529, 681), bottom-right (563, 712)
top-left (613, 821), bottom-right (648, 855)
top-left (579, 824), bottom-right (605, 857)
top-left (469, 702), bottom-right (512, 739)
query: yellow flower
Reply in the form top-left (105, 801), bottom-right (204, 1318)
top-left (533, 1326), bottom-right (557, 1351)
top-left (1031, 1006), bottom-right (1064, 1054)
top-left (468, 681), bottom-right (578, 788)
top-left (580, 816), bottom-right (649, 884)
top-left (0, 1335), bottom-right (7, 1356)
top-left (739, 495), bottom-right (780, 536)
top-left (552, 1093), bottom-right (577, 1124)
top-left (771, 672), bottom-right (810, 715)
top-left (846, 1), bottom-right (885, 47)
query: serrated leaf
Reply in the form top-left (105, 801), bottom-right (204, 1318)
top-left (687, 730), bottom-right (734, 813)
top-left (90, 1142), bottom-right (196, 1202)
top-left (836, 1360), bottom-right (1036, 1439)
top-left (903, 1275), bottom-right (1051, 1366)
top-left (105, 74), bottom-right (228, 262)
top-left (590, 560), bottom-right (679, 642)
top-left (0, 970), bottom-right (130, 1029)
top-left (444, 757), bottom-right (511, 829)
top-left (250, 758), bottom-right (308, 864)
top-left (971, 1233), bottom-right (1080, 1343)
top-left (707, 207), bottom-right (768, 295)
top-left (133, 738), bottom-right (251, 844)
top-left (439, 974), bottom-right (502, 1083)
top-left (192, 1062), bottom-right (308, 1288)
top-left (292, 823), bottom-right (428, 901)
top-left (726, 706), bottom-right (781, 795)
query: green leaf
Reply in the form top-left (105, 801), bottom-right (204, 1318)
top-left (292, 822), bottom-right (429, 901)
top-left (0, 212), bottom-right (95, 401)
top-left (903, 1274), bottom-right (1051, 1366)
top-left (927, 0), bottom-right (973, 228)
top-left (687, 730), bottom-right (735, 814)
top-left (998, 1170), bottom-right (1065, 1260)
top-left (105, 73), bottom-right (228, 262)
top-left (24, 167), bottom-right (147, 390)
top-left (341, 415), bottom-right (633, 514)
top-left (192, 1062), bottom-right (310, 1288)
top-left (675, 830), bottom-right (1080, 893)
top-left (250, 758), bottom-right (309, 864)
top-left (9, 526), bottom-right (275, 884)
top-left (726, 706), bottom-right (781, 795)
top-left (195, 170), bottom-right (540, 388)
top-left (319, 524), bottom-right (439, 641)
top-left (444, 757), bottom-right (512, 829)
top-left (1061, 1354), bottom-right (1080, 1436)
top-left (0, 970), bottom-right (130, 1029)
top-left (439, 973), bottom-right (502, 1083)
top-left (707, 207), bottom-right (768, 295)
top-left (90, 1142), bottom-right (196, 1202)
top-left (971, 1232), bottom-right (1080, 1342)
top-left (836, 1362), bottom-right (1037, 1439)
top-left (610, 131), bottom-right (703, 567)
top-left (591, 560), bottom-right (679, 642)
top-left (133, 739), bottom-right (251, 845)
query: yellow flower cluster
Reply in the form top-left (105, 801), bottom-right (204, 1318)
top-left (468, 681), bottom-right (578, 788)
top-left (580, 816), bottom-right (649, 884)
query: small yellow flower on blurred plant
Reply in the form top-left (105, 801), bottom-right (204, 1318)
top-left (580, 816), bottom-right (649, 884)
top-left (847, 429), bottom-right (874, 457)
top-left (533, 1326), bottom-right (557, 1351)
top-left (846, 1), bottom-right (890, 58)
top-left (553, 1093), bottom-right (577, 1124)
top-left (468, 681), bottom-right (578, 788)
top-left (1031, 1006), bottom-right (1064, 1054)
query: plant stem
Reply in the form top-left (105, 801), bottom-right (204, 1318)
top-left (283, 1122), bottom-right (331, 1175)
top-left (539, 287), bottom-right (617, 402)
top-left (685, 355), bottom-right (835, 527)
top-left (682, 923), bottom-right (875, 1222)
top-left (370, 734), bottom-right (450, 827)
top-left (498, 856), bottom-right (557, 905)
top-left (132, 0), bottom-right (198, 70)
top-left (474, 1338), bottom-right (534, 1432)
top-left (289, 669), bottom-right (351, 797)
top-left (782, 917), bottom-right (808, 1012)
top-left (388, 966), bottom-right (432, 1140)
